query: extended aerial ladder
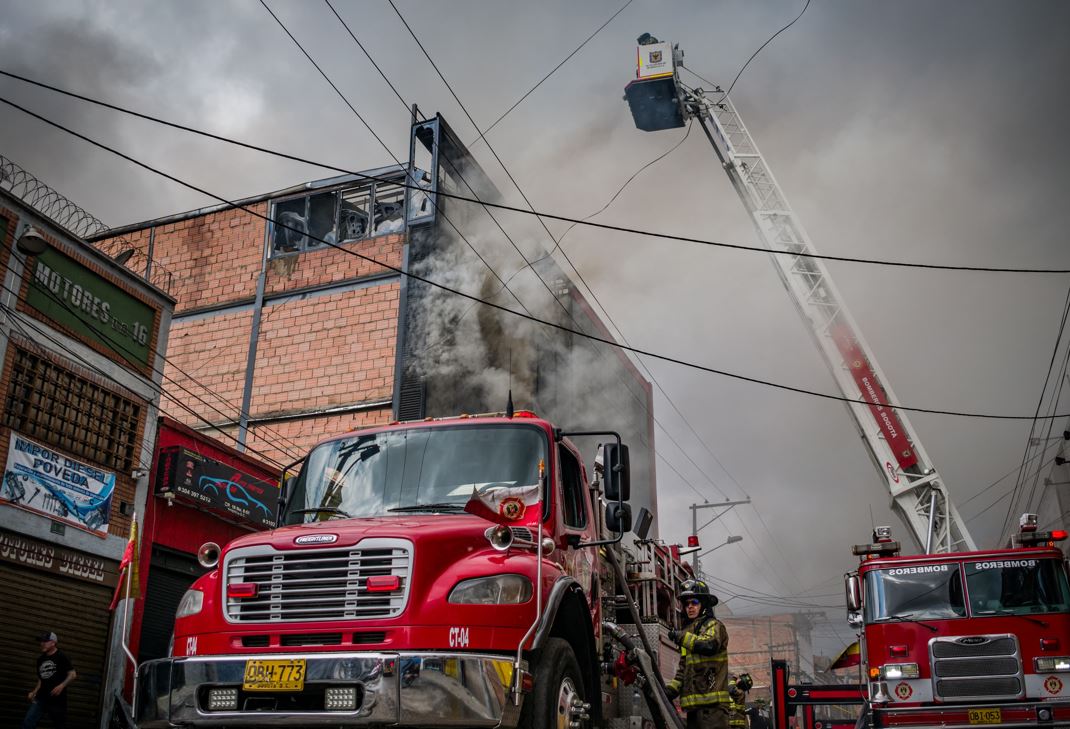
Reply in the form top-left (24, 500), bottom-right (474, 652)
top-left (624, 36), bottom-right (976, 553)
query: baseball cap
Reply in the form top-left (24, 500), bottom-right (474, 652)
top-left (35, 631), bottom-right (57, 642)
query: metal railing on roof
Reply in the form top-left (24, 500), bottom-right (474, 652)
top-left (1, 154), bottom-right (174, 295)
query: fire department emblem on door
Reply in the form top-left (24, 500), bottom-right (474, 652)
top-left (894, 682), bottom-right (912, 700)
top-left (1046, 676), bottom-right (1064, 695)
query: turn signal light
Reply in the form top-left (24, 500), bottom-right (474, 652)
top-left (227, 583), bottom-right (259, 599)
top-left (889, 645), bottom-right (908, 658)
top-left (365, 575), bottom-right (401, 592)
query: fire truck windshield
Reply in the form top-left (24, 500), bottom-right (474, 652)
top-left (965, 558), bottom-right (1070, 616)
top-left (283, 424), bottom-right (547, 524)
top-left (864, 564), bottom-right (966, 623)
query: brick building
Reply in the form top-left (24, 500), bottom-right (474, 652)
top-left (0, 157), bottom-right (174, 727)
top-left (90, 113), bottom-right (658, 527)
top-left (721, 613), bottom-right (815, 701)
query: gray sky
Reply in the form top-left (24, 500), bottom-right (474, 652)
top-left (3, 1), bottom-right (1070, 648)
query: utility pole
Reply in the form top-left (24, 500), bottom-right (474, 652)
top-left (690, 499), bottom-right (750, 575)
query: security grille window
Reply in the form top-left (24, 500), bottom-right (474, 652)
top-left (3, 347), bottom-right (141, 473)
top-left (270, 176), bottom-right (407, 257)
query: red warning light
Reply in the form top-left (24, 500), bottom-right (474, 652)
top-left (687, 535), bottom-right (699, 548)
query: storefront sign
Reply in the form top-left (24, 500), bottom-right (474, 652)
top-left (157, 447), bottom-right (279, 529)
top-left (0, 528), bottom-right (118, 586)
top-left (1, 433), bottom-right (115, 536)
top-left (27, 246), bottom-right (155, 366)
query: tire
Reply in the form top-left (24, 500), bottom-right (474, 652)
top-left (519, 637), bottom-right (587, 729)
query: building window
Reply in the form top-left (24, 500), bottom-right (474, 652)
top-left (3, 346), bottom-right (142, 473)
top-left (270, 176), bottom-right (408, 257)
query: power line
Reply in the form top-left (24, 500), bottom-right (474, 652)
top-left (682, 0), bottom-right (813, 105)
top-left (259, 0), bottom-right (767, 542)
top-left (468, 0), bottom-right (634, 149)
top-left (1001, 282), bottom-right (1070, 538)
top-left (386, 3), bottom-right (805, 583)
top-left (7, 95), bottom-right (1070, 424)
top-left (0, 257), bottom-right (298, 469)
top-left (257, 0), bottom-right (536, 322)
top-left (2, 68), bottom-right (1068, 276)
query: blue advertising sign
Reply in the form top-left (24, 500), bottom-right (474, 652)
top-left (1, 433), bottom-right (115, 536)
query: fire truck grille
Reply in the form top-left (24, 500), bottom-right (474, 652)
top-left (223, 539), bottom-right (412, 623)
top-left (929, 634), bottom-right (1022, 701)
top-left (935, 677), bottom-right (1022, 698)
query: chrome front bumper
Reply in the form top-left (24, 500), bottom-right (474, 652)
top-left (135, 651), bottom-right (524, 727)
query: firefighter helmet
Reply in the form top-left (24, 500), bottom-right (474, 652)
top-left (678, 579), bottom-right (719, 607)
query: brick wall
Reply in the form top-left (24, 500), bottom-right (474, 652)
top-left (93, 202), bottom-right (406, 464)
top-left (161, 310), bottom-right (253, 427)
top-left (721, 614), bottom-right (810, 701)
top-left (253, 283), bottom-right (399, 417)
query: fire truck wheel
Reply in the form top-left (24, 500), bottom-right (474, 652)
top-left (520, 637), bottom-right (586, 729)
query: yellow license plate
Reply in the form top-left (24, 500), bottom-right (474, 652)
top-left (968, 709), bottom-right (1001, 725)
top-left (242, 659), bottom-right (306, 692)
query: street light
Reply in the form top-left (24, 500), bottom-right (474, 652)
top-left (697, 535), bottom-right (743, 560)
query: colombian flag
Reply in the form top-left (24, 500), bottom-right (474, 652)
top-left (830, 641), bottom-right (861, 670)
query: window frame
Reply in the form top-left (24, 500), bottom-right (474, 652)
top-left (269, 174), bottom-right (409, 259)
top-left (557, 443), bottom-right (588, 531)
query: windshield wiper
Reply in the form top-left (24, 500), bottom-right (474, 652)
top-left (388, 503), bottom-right (466, 513)
top-left (290, 506), bottom-right (352, 519)
top-left (877, 613), bottom-right (940, 633)
top-left (975, 609), bottom-right (1049, 627)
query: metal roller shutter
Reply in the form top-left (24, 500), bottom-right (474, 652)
top-left (139, 548), bottom-right (206, 663)
top-left (0, 561), bottom-right (112, 729)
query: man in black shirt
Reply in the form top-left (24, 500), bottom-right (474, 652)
top-left (22, 631), bottom-right (76, 729)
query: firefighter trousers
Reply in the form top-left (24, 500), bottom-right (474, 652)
top-left (687, 705), bottom-right (731, 729)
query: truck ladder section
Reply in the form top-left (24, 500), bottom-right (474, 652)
top-left (770, 659), bottom-right (866, 729)
top-left (689, 91), bottom-right (975, 553)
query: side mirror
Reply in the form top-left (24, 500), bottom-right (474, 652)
top-left (602, 443), bottom-right (630, 501)
top-left (605, 502), bottom-right (632, 534)
top-left (845, 574), bottom-right (862, 612)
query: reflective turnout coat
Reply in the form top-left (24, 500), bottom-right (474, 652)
top-left (667, 615), bottom-right (730, 709)
top-left (728, 678), bottom-right (748, 727)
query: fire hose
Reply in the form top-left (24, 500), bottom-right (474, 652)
top-left (603, 547), bottom-right (686, 729)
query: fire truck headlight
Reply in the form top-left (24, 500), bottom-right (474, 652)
top-left (176, 588), bottom-right (204, 618)
top-left (1036, 657), bottom-right (1070, 672)
top-left (449, 574), bottom-right (533, 604)
top-left (880, 663), bottom-right (919, 680)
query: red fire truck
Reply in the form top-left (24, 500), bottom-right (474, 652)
top-left (134, 411), bottom-right (689, 727)
top-left (843, 517), bottom-right (1070, 726)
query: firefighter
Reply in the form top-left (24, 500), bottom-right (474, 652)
top-left (728, 673), bottom-right (753, 728)
top-left (665, 579), bottom-right (731, 729)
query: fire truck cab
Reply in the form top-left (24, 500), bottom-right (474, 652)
top-left (133, 411), bottom-right (679, 728)
top-left (845, 516), bottom-right (1070, 727)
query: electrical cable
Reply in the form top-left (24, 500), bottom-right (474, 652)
top-left (959, 437), bottom-right (1065, 509)
top-left (0, 258), bottom-right (298, 469)
top-left (468, 0), bottom-right (634, 149)
top-left (387, 6), bottom-right (805, 589)
top-left (0, 300), bottom-right (280, 477)
top-left (2, 68), bottom-right (1069, 275)
top-left (257, 0), bottom-right (536, 322)
top-left (7, 94), bottom-right (1070, 424)
top-left (1000, 282), bottom-right (1070, 538)
top-left (1021, 321), bottom-right (1070, 516)
top-left (682, 0), bottom-right (813, 105)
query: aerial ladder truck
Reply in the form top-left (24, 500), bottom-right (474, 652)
top-left (624, 34), bottom-right (974, 556)
top-left (626, 36), bottom-right (1070, 727)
